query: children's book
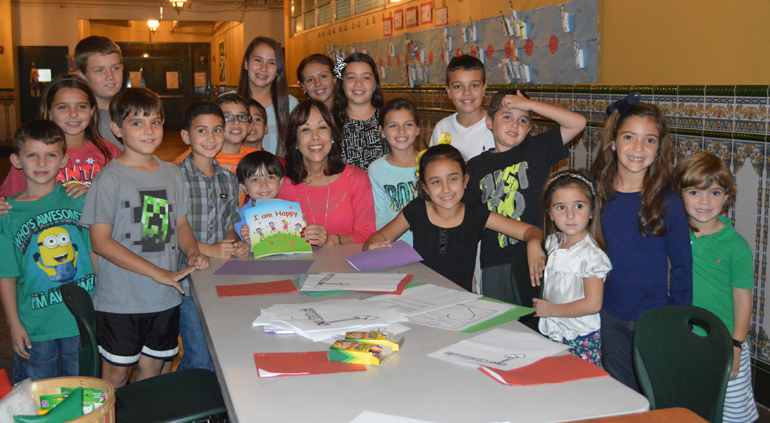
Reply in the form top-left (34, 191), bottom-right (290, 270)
top-left (244, 201), bottom-right (312, 258)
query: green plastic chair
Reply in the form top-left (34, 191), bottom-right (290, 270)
top-left (633, 305), bottom-right (732, 423)
top-left (59, 284), bottom-right (228, 423)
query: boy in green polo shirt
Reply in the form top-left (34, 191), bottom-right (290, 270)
top-left (674, 152), bottom-right (758, 423)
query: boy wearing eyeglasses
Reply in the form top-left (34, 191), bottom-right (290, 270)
top-left (174, 94), bottom-right (260, 206)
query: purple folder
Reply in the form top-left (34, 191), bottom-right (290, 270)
top-left (345, 240), bottom-right (423, 271)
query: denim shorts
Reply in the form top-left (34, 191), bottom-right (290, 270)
top-left (12, 336), bottom-right (79, 382)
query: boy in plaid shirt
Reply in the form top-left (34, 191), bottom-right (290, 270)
top-left (176, 101), bottom-right (249, 371)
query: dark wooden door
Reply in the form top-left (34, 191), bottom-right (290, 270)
top-left (17, 46), bottom-right (69, 123)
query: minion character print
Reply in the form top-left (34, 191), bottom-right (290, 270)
top-left (33, 227), bottom-right (78, 283)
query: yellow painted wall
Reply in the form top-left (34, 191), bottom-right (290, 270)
top-left (0, 0), bottom-right (16, 89)
top-left (285, 0), bottom-right (770, 85)
top-left (212, 22), bottom-right (245, 86)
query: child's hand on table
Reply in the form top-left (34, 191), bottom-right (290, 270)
top-left (532, 298), bottom-right (553, 318)
top-left (232, 240), bottom-right (250, 258)
top-left (211, 239), bottom-right (239, 260)
top-left (187, 253), bottom-right (210, 271)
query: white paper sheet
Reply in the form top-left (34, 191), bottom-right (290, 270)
top-left (362, 284), bottom-right (479, 316)
top-left (427, 328), bottom-right (570, 371)
top-left (349, 411), bottom-right (510, 423)
top-left (408, 299), bottom-right (515, 331)
top-left (300, 273), bottom-right (406, 292)
top-left (253, 299), bottom-right (407, 341)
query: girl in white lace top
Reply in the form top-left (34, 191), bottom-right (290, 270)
top-left (533, 169), bottom-right (611, 367)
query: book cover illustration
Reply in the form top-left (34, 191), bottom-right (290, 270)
top-left (244, 201), bottom-right (311, 258)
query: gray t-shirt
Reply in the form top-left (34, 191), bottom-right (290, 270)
top-left (80, 157), bottom-right (190, 313)
top-left (98, 108), bottom-right (123, 151)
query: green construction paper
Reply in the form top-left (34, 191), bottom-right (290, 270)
top-left (460, 297), bottom-right (536, 333)
top-left (14, 387), bottom-right (83, 423)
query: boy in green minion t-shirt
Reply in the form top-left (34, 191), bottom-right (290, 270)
top-left (0, 120), bottom-right (97, 381)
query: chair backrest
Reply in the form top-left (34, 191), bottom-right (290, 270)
top-left (59, 283), bottom-right (100, 378)
top-left (633, 305), bottom-right (732, 423)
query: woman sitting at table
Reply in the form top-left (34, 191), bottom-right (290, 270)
top-left (278, 99), bottom-right (376, 246)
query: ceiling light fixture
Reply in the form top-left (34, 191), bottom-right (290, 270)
top-left (170, 0), bottom-right (186, 13)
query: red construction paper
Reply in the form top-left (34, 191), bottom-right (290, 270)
top-left (254, 351), bottom-right (367, 378)
top-left (216, 279), bottom-right (298, 297)
top-left (0, 369), bottom-right (11, 400)
top-left (479, 353), bottom-right (608, 386)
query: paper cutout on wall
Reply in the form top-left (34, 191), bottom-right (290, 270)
top-left (333, 0), bottom-right (598, 85)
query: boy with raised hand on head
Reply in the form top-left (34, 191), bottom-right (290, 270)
top-left (175, 100), bottom-right (248, 371)
top-left (0, 120), bottom-right (97, 381)
top-left (429, 55), bottom-right (496, 161)
top-left (75, 36), bottom-right (124, 151)
top-left (80, 88), bottom-right (209, 388)
top-left (244, 98), bottom-right (268, 150)
top-left (464, 89), bottom-right (586, 308)
top-left (173, 94), bottom-right (259, 206)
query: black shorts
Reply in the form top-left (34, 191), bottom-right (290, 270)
top-left (95, 306), bottom-right (180, 367)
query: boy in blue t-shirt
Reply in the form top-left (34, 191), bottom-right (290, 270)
top-left (0, 120), bottom-right (97, 381)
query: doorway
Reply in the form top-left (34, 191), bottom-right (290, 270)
top-left (17, 46), bottom-right (69, 123)
top-left (119, 43), bottom-right (210, 131)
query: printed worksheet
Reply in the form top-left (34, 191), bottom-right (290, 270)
top-left (408, 299), bottom-right (516, 331)
top-left (427, 328), bottom-right (570, 371)
top-left (361, 284), bottom-right (479, 316)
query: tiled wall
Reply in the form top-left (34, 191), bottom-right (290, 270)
top-left (291, 83), bottom-right (770, 385)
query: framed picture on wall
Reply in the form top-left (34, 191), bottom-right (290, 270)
top-left (435, 6), bottom-right (448, 27)
top-left (383, 16), bottom-right (393, 37)
top-left (420, 2), bottom-right (432, 25)
top-left (405, 6), bottom-right (418, 28)
top-left (394, 9), bottom-right (403, 30)
top-left (218, 40), bottom-right (225, 82)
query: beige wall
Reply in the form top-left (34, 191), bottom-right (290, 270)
top-left (0, 0), bottom-right (15, 89)
top-left (285, 0), bottom-right (770, 85)
top-left (212, 22), bottom-right (245, 87)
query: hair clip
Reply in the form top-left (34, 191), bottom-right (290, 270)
top-left (332, 55), bottom-right (347, 80)
top-left (415, 133), bottom-right (451, 177)
top-left (606, 92), bottom-right (641, 117)
top-left (546, 172), bottom-right (595, 196)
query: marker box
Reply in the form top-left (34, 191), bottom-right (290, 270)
top-left (329, 341), bottom-right (394, 366)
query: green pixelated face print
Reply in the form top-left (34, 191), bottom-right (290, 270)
top-left (132, 190), bottom-right (175, 253)
top-left (142, 195), bottom-right (169, 244)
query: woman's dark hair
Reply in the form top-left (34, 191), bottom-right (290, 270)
top-left (40, 73), bottom-right (113, 161)
top-left (417, 144), bottom-right (466, 201)
top-left (541, 169), bottom-right (606, 253)
top-left (283, 99), bottom-right (345, 184)
top-left (590, 102), bottom-right (673, 237)
top-left (237, 37), bottom-right (290, 157)
top-left (332, 53), bottom-right (384, 130)
top-left (297, 54), bottom-right (334, 98)
top-left (379, 98), bottom-right (422, 150)
top-left (236, 151), bottom-right (285, 184)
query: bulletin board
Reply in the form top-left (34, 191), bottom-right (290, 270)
top-left (328, 0), bottom-right (598, 85)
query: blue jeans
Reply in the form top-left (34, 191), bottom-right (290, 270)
top-left (178, 295), bottom-right (214, 372)
top-left (600, 310), bottom-right (639, 392)
top-left (12, 336), bottom-right (79, 382)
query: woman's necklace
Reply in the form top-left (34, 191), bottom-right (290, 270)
top-left (303, 173), bottom-right (330, 228)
